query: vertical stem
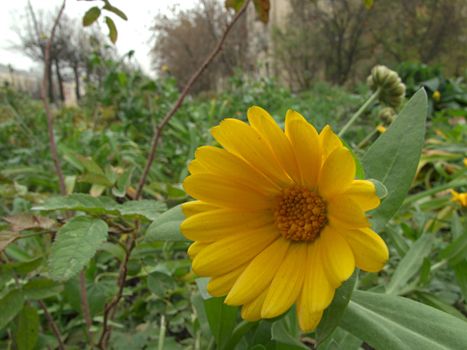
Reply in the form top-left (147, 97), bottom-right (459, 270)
top-left (157, 315), bottom-right (166, 350)
top-left (338, 88), bottom-right (381, 138)
top-left (38, 301), bottom-right (66, 350)
top-left (80, 271), bottom-right (93, 344)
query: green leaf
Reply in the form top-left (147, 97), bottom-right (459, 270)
top-left (33, 194), bottom-right (119, 214)
top-left (362, 89), bottom-right (427, 231)
top-left (15, 304), bottom-right (39, 350)
top-left (105, 16), bottom-right (118, 43)
top-left (23, 278), bottom-right (63, 300)
top-left (203, 297), bottom-right (238, 349)
top-left (363, 0), bottom-right (374, 9)
top-left (33, 194), bottom-right (166, 221)
top-left (225, 0), bottom-right (246, 11)
top-left (78, 173), bottom-right (114, 187)
top-left (453, 261), bottom-right (467, 300)
top-left (439, 227), bottom-right (467, 265)
top-left (49, 216), bottom-right (108, 281)
top-left (369, 179), bottom-right (388, 199)
top-left (317, 272), bottom-right (357, 345)
top-left (341, 290), bottom-right (467, 350)
top-left (82, 6), bottom-right (101, 27)
top-left (145, 204), bottom-right (186, 241)
top-left (414, 291), bottom-right (466, 320)
top-left (119, 200), bottom-right (167, 221)
top-left (385, 233), bottom-right (433, 295)
top-left (271, 309), bottom-right (308, 349)
top-left (0, 289), bottom-right (24, 330)
top-left (103, 1), bottom-right (128, 20)
top-left (0, 231), bottom-right (18, 252)
top-left (75, 154), bottom-right (104, 175)
top-left (112, 167), bottom-right (134, 198)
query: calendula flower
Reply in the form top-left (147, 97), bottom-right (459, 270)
top-left (376, 124), bottom-right (387, 133)
top-left (181, 107), bottom-right (388, 332)
top-left (450, 190), bottom-right (467, 207)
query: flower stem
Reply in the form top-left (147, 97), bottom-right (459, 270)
top-left (339, 88), bottom-right (381, 138)
top-left (222, 321), bottom-right (256, 350)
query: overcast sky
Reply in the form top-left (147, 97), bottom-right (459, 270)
top-left (0, 0), bottom-right (197, 74)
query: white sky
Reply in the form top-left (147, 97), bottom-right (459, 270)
top-left (0, 0), bottom-right (197, 74)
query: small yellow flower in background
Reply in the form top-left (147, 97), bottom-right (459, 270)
top-left (181, 107), bottom-right (389, 332)
top-left (432, 90), bottom-right (441, 102)
top-left (450, 190), bottom-right (467, 207)
top-left (161, 64), bottom-right (170, 72)
top-left (376, 124), bottom-right (387, 133)
top-left (463, 158), bottom-right (467, 167)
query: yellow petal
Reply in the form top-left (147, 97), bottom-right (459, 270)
top-left (225, 238), bottom-right (290, 305)
top-left (182, 201), bottom-right (218, 218)
top-left (181, 209), bottom-right (274, 241)
top-left (296, 307), bottom-right (323, 333)
top-left (320, 226), bottom-right (355, 288)
top-left (319, 125), bottom-right (342, 158)
top-left (192, 226), bottom-right (279, 276)
top-left (211, 119), bottom-right (292, 187)
top-left (183, 174), bottom-right (271, 210)
top-left (188, 159), bottom-right (208, 174)
top-left (342, 180), bottom-right (380, 211)
top-left (318, 147), bottom-right (356, 198)
top-left (193, 146), bottom-right (280, 194)
top-left (247, 106), bottom-right (301, 183)
top-left (327, 197), bottom-right (369, 228)
top-left (342, 227), bottom-right (389, 272)
top-left (241, 289), bottom-right (268, 322)
top-left (299, 241), bottom-right (335, 314)
top-left (187, 241), bottom-right (210, 259)
top-left (261, 243), bottom-right (307, 318)
top-left (285, 111), bottom-right (321, 188)
top-left (207, 264), bottom-right (246, 297)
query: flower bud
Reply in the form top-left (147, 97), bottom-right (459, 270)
top-left (367, 65), bottom-right (406, 109)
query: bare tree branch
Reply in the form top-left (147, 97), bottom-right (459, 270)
top-left (38, 301), bottom-right (66, 350)
top-left (136, 0), bottom-right (252, 199)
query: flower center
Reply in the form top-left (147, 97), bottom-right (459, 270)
top-left (274, 186), bottom-right (327, 242)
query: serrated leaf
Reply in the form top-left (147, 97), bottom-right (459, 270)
top-left (317, 272), bottom-right (357, 345)
top-left (145, 204), bottom-right (186, 241)
top-left (23, 278), bottom-right (63, 300)
top-left (385, 233), bottom-right (433, 295)
top-left (33, 194), bottom-right (119, 215)
top-left (105, 16), bottom-right (118, 43)
top-left (15, 304), bottom-right (39, 350)
top-left (119, 200), bottom-right (166, 221)
top-left (103, 1), bottom-right (128, 20)
top-left (362, 89), bottom-right (427, 232)
top-left (49, 217), bottom-right (108, 281)
top-left (341, 290), bottom-right (467, 350)
top-left (0, 289), bottom-right (24, 330)
top-left (82, 6), bottom-right (101, 27)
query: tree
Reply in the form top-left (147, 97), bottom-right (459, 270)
top-left (150, 0), bottom-right (250, 93)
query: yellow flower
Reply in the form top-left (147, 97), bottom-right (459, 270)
top-left (432, 90), bottom-right (441, 102)
top-left (450, 190), bottom-right (467, 207)
top-left (181, 106), bottom-right (389, 332)
top-left (376, 124), bottom-right (386, 133)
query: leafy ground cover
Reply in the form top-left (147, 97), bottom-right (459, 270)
top-left (0, 60), bottom-right (466, 349)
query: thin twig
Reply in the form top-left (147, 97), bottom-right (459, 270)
top-left (97, 235), bottom-right (135, 349)
top-left (80, 271), bottom-right (94, 345)
top-left (38, 301), bottom-right (66, 350)
top-left (135, 0), bottom-right (252, 199)
top-left (40, 0), bottom-right (67, 195)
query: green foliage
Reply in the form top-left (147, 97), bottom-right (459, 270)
top-left (49, 216), bottom-right (108, 281)
top-left (341, 291), bottom-right (467, 350)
